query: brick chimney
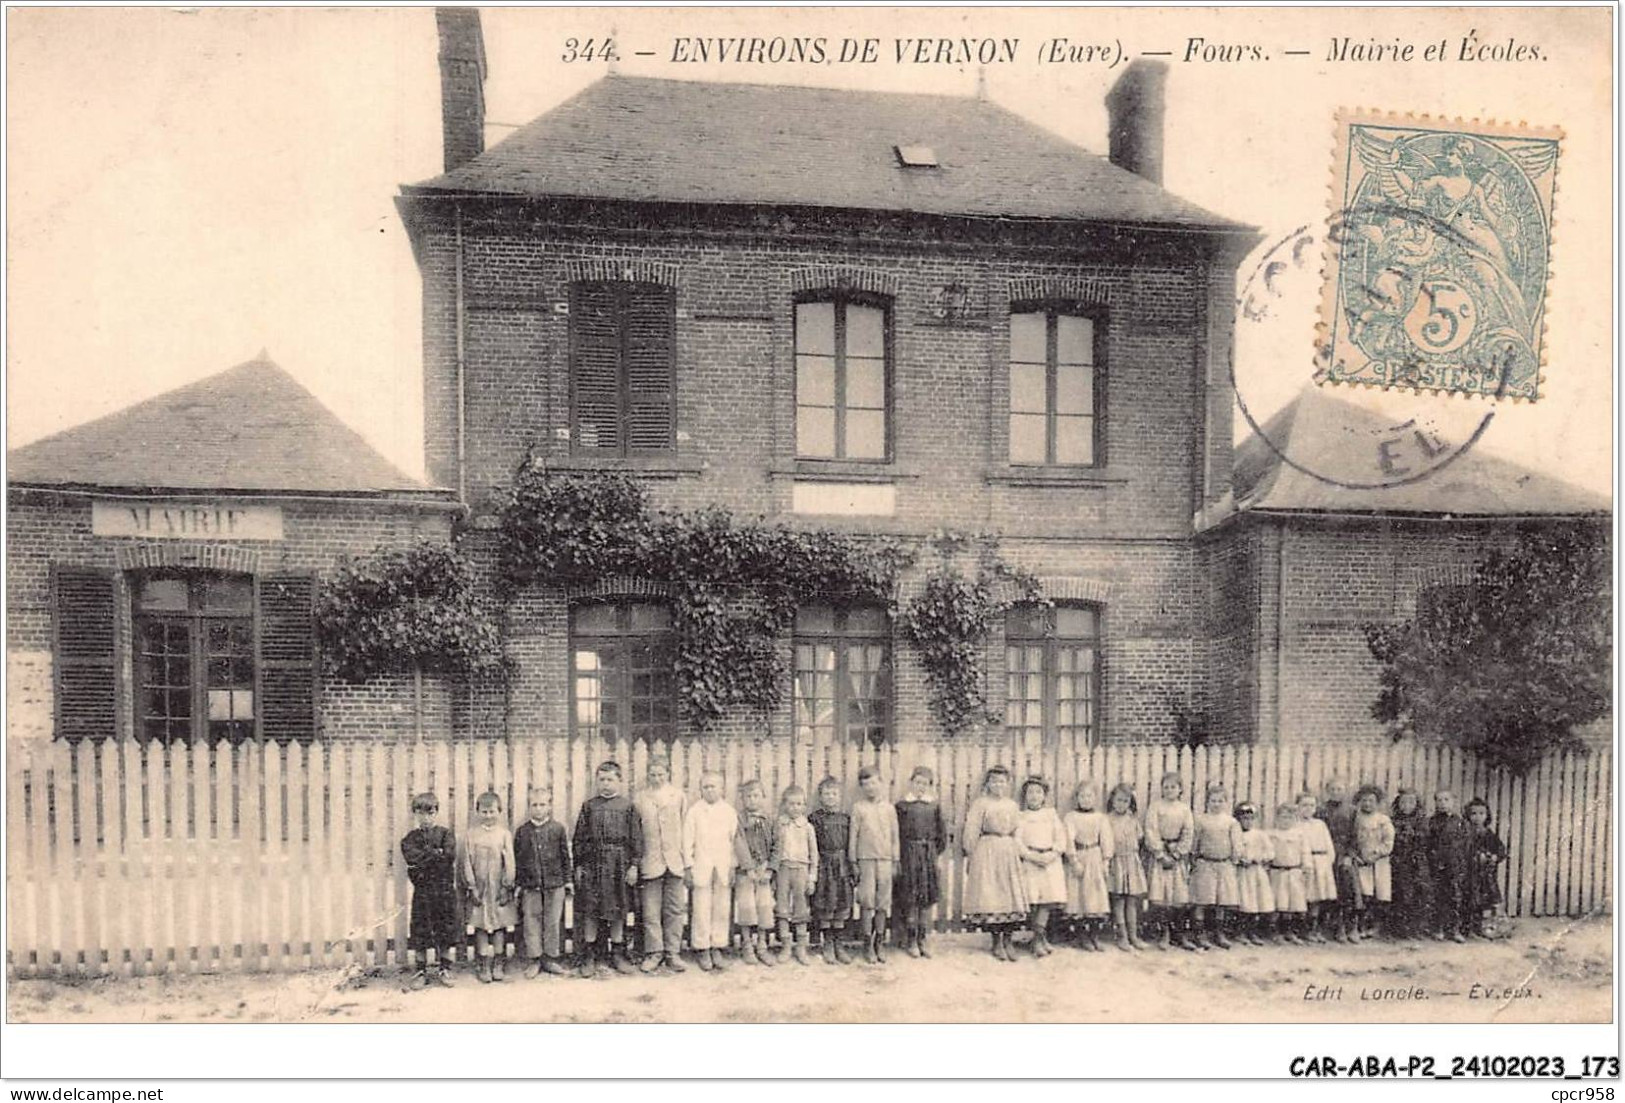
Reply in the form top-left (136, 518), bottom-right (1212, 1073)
top-left (1104, 59), bottom-right (1166, 185)
top-left (436, 7), bottom-right (487, 173)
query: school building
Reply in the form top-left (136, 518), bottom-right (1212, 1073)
top-left (5, 11), bottom-right (1610, 976)
top-left (7, 358), bottom-right (460, 749)
top-left (396, 12), bottom-right (1606, 754)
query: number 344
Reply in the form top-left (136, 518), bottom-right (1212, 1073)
top-left (562, 38), bottom-right (621, 63)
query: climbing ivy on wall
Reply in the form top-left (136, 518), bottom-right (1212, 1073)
top-left (321, 469), bottom-right (1053, 737)
top-left (900, 535), bottom-right (1049, 737)
top-left (495, 469), bottom-right (912, 731)
top-left (316, 540), bottom-right (508, 682)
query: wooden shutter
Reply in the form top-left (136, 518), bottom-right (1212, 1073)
top-left (256, 574), bottom-right (317, 743)
top-left (624, 284), bottom-right (676, 453)
top-left (51, 566), bottom-right (117, 742)
top-left (1092, 309), bottom-right (1109, 468)
top-left (570, 282), bottom-right (623, 454)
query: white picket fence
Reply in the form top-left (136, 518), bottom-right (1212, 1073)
top-left (6, 734), bottom-right (1612, 977)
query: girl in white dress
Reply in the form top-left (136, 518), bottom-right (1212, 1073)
top-left (1105, 783), bottom-right (1150, 951)
top-left (1190, 782), bottom-right (1243, 950)
top-left (1144, 771), bottom-right (1195, 950)
top-left (1297, 791), bottom-right (1337, 943)
top-left (961, 766), bottom-right (1029, 962)
top-left (1016, 777), bottom-right (1069, 957)
top-left (1063, 778), bottom-right (1114, 951)
top-left (1268, 802), bottom-right (1310, 943)
top-left (460, 791), bottom-right (518, 983)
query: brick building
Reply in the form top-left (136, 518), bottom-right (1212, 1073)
top-left (6, 358), bottom-right (459, 748)
top-left (399, 2), bottom-right (1270, 756)
top-left (10, 14), bottom-right (1606, 757)
top-left (1209, 385), bottom-right (1609, 744)
top-left (391, 13), bottom-right (1607, 754)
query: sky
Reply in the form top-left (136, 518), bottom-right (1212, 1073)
top-left (5, 6), bottom-right (1613, 494)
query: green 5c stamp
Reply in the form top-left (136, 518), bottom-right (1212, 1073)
top-left (1318, 112), bottom-right (1561, 401)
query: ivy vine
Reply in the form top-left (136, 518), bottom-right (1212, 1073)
top-left (316, 540), bottom-right (508, 682)
top-left (496, 468), bottom-right (912, 731)
top-left (321, 471), bottom-right (1052, 737)
top-left (900, 536), bottom-right (1049, 737)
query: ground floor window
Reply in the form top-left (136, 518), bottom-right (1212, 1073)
top-left (570, 601), bottom-right (677, 743)
top-left (133, 572), bottom-right (256, 743)
top-left (793, 604), bottom-right (891, 746)
top-left (1005, 603), bottom-right (1101, 745)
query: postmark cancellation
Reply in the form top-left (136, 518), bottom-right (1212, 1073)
top-left (1318, 111), bottom-right (1560, 402)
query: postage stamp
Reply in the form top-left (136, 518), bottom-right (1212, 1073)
top-left (1317, 112), bottom-right (1561, 401)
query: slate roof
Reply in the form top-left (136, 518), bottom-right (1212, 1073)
top-left (407, 75), bottom-right (1245, 230)
top-left (7, 358), bottom-right (432, 495)
top-left (1232, 386), bottom-right (1610, 517)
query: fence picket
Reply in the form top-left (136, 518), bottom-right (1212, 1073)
top-left (390, 742), bottom-right (411, 964)
top-left (367, 743), bottom-right (388, 967)
top-left (9, 750), bottom-right (36, 975)
top-left (1598, 750), bottom-right (1613, 914)
top-left (1556, 751), bottom-right (1577, 916)
top-left (1542, 754), bottom-right (1563, 916)
top-left (267, 743), bottom-right (288, 972)
top-left (1527, 754), bottom-right (1549, 917)
top-left (42, 758), bottom-right (64, 976)
top-left (71, 741), bottom-right (96, 975)
top-left (285, 743), bottom-right (308, 970)
top-left (1582, 749), bottom-right (1604, 913)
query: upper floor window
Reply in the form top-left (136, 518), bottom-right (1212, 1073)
top-left (795, 295), bottom-right (890, 461)
top-left (570, 601), bottom-right (676, 743)
top-left (1005, 604), bottom-right (1101, 746)
top-left (134, 572), bottom-right (255, 744)
top-left (570, 281), bottom-right (676, 455)
top-left (793, 604), bottom-right (891, 746)
top-left (1009, 305), bottom-right (1105, 467)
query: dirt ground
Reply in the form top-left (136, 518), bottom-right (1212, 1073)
top-left (8, 916), bottom-right (1611, 1024)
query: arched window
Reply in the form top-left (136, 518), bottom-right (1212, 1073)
top-left (793, 604), bottom-right (892, 746)
top-left (1005, 604), bottom-right (1102, 745)
top-left (133, 571), bottom-right (255, 743)
top-left (570, 601), bottom-right (676, 743)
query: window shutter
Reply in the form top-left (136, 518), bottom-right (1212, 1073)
top-left (1093, 318), bottom-right (1108, 467)
top-left (571, 282), bottom-right (623, 453)
top-left (256, 574), bottom-right (317, 743)
top-left (624, 284), bottom-right (676, 452)
top-left (51, 566), bottom-right (117, 742)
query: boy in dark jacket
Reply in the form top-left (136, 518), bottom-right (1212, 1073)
top-left (514, 785), bottom-right (572, 977)
top-left (400, 792), bottom-right (459, 988)
top-left (573, 761), bottom-right (643, 977)
top-left (1428, 790), bottom-right (1472, 942)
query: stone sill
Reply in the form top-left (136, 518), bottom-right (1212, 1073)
top-left (541, 455), bottom-right (707, 479)
top-left (985, 466), bottom-right (1129, 489)
top-left (769, 460), bottom-right (922, 483)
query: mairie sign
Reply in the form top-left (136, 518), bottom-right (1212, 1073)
top-left (91, 500), bottom-right (284, 541)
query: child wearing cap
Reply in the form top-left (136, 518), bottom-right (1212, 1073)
top-left (400, 792), bottom-right (459, 988)
top-left (1233, 801), bottom-right (1276, 946)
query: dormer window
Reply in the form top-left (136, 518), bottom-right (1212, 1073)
top-left (894, 144), bottom-right (939, 168)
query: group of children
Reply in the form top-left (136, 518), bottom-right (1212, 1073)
top-left (1032, 770), bottom-right (1511, 955)
top-left (397, 760), bottom-right (1508, 985)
